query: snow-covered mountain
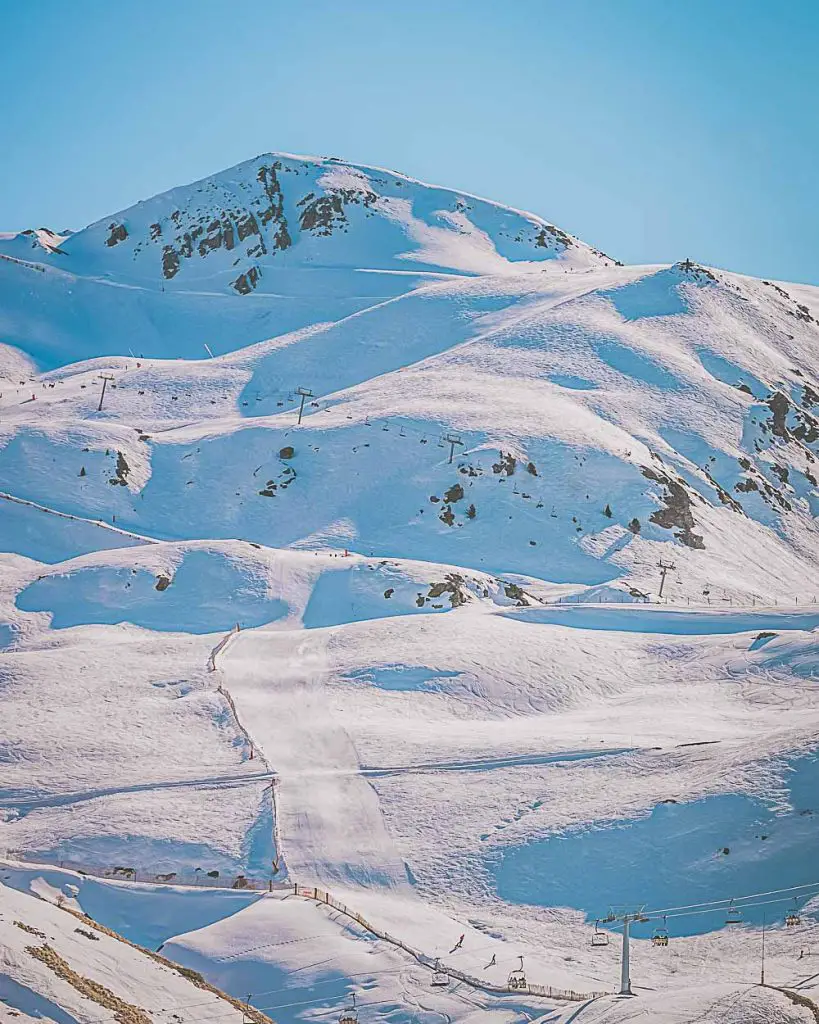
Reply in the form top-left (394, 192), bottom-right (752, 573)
top-left (1, 152), bottom-right (819, 1024)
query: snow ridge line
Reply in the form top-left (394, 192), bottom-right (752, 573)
top-left (0, 491), bottom-right (160, 544)
top-left (294, 884), bottom-right (611, 1004)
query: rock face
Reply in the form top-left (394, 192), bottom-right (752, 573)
top-left (45, 152), bottom-right (610, 295)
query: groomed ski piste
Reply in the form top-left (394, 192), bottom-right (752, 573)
top-left (1, 151), bottom-right (819, 1023)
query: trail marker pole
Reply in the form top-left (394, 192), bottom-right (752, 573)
top-left (296, 386), bottom-right (313, 425)
top-left (97, 374), bottom-right (115, 412)
top-left (445, 432), bottom-right (463, 465)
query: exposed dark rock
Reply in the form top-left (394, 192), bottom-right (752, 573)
top-left (444, 483), bottom-right (464, 503)
top-left (503, 582), bottom-right (530, 606)
top-left (298, 193), bottom-right (347, 235)
top-left (232, 266), bottom-right (261, 295)
top-left (105, 223), bottom-right (128, 247)
top-left (642, 467), bottom-right (705, 549)
top-left (492, 451), bottom-right (516, 475)
top-left (297, 186), bottom-right (379, 236)
top-left (155, 575), bottom-right (171, 592)
top-left (767, 392), bottom-right (791, 439)
top-left (109, 451), bottom-right (130, 487)
top-left (534, 224), bottom-right (571, 249)
top-left (426, 574), bottom-right (469, 607)
top-left (162, 245), bottom-right (180, 279)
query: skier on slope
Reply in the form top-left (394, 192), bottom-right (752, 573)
top-left (484, 954), bottom-right (496, 969)
top-left (449, 933), bottom-right (465, 953)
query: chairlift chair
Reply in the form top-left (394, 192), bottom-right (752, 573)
top-left (786, 899), bottom-right (802, 927)
top-left (591, 920), bottom-right (609, 947)
top-left (431, 960), bottom-right (449, 987)
top-left (338, 993), bottom-right (358, 1024)
top-left (652, 916), bottom-right (669, 947)
top-left (507, 956), bottom-right (527, 991)
top-left (725, 901), bottom-right (742, 925)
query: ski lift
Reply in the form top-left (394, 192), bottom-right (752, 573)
top-left (725, 900), bottom-right (742, 925)
top-left (652, 916), bottom-right (669, 947)
top-left (786, 899), bottom-right (802, 927)
top-left (508, 956), bottom-right (527, 991)
top-left (591, 920), bottom-right (609, 948)
top-left (550, 506), bottom-right (558, 518)
top-left (430, 959), bottom-right (449, 987)
top-left (338, 993), bottom-right (358, 1024)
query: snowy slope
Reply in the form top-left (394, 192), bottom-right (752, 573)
top-left (0, 879), bottom-right (264, 1024)
top-left (1, 151), bottom-right (819, 1024)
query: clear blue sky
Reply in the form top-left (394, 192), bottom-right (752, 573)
top-left (1, 0), bottom-right (817, 283)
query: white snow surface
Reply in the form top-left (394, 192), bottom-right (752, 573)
top-left (1, 151), bottom-right (819, 1023)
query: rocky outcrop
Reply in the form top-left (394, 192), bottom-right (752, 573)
top-left (105, 223), bottom-right (128, 247)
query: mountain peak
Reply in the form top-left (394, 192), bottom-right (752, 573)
top-left (50, 151), bottom-right (615, 294)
